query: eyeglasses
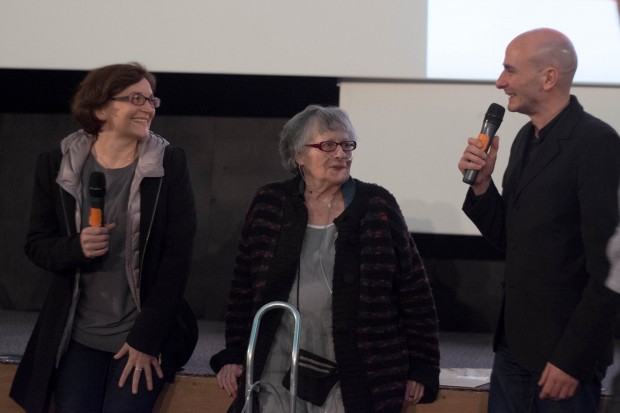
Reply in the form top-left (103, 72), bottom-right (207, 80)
top-left (110, 93), bottom-right (161, 108)
top-left (305, 141), bottom-right (357, 152)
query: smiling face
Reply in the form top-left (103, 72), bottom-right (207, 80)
top-left (295, 126), bottom-right (353, 190)
top-left (495, 37), bottom-right (545, 116)
top-left (495, 29), bottom-right (577, 130)
top-left (96, 78), bottom-right (155, 140)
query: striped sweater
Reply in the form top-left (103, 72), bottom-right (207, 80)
top-left (210, 177), bottom-right (440, 413)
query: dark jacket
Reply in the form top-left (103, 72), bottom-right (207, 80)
top-left (210, 177), bottom-right (440, 413)
top-left (464, 96), bottom-right (620, 381)
top-left (10, 132), bottom-right (198, 413)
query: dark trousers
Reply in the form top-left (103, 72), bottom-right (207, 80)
top-left (53, 340), bottom-right (165, 413)
top-left (488, 338), bottom-right (601, 413)
top-left (605, 372), bottom-right (620, 412)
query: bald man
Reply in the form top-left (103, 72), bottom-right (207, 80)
top-left (458, 28), bottom-right (620, 412)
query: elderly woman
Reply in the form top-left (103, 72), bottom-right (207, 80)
top-left (10, 62), bottom-right (197, 413)
top-left (210, 105), bottom-right (440, 413)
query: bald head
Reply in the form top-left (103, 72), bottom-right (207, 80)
top-left (509, 28), bottom-right (578, 90)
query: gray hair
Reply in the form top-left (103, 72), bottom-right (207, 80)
top-left (279, 105), bottom-right (358, 175)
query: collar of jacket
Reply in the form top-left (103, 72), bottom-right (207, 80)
top-left (56, 129), bottom-right (169, 197)
top-left (55, 129), bottom-right (170, 311)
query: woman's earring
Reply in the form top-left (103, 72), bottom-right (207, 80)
top-left (298, 164), bottom-right (305, 180)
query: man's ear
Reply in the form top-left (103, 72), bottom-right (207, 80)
top-left (541, 66), bottom-right (559, 91)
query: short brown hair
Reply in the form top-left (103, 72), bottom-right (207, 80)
top-left (71, 62), bottom-right (156, 135)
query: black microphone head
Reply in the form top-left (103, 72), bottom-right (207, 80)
top-left (89, 171), bottom-right (106, 199)
top-left (485, 103), bottom-right (505, 125)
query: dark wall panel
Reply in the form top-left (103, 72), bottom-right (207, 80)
top-left (0, 69), bottom-right (339, 320)
top-left (0, 69), bottom-right (340, 117)
top-left (150, 115), bottom-right (291, 320)
top-left (0, 112), bottom-right (290, 321)
top-left (0, 114), bottom-right (81, 309)
top-left (0, 69), bottom-right (507, 331)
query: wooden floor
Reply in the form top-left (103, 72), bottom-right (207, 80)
top-left (0, 362), bottom-right (489, 413)
top-left (0, 362), bottom-right (609, 413)
top-left (154, 374), bottom-right (492, 413)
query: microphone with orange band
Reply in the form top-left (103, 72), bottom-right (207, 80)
top-left (88, 171), bottom-right (106, 227)
top-left (462, 103), bottom-right (505, 185)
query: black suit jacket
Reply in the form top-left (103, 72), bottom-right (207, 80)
top-left (464, 96), bottom-right (620, 381)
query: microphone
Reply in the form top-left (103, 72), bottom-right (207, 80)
top-left (88, 172), bottom-right (106, 227)
top-left (462, 103), bottom-right (506, 185)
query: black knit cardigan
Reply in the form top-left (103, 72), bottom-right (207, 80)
top-left (210, 177), bottom-right (440, 413)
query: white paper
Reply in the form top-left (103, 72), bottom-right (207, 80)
top-left (439, 368), bottom-right (491, 388)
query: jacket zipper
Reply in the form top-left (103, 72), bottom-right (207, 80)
top-left (140, 177), bottom-right (163, 365)
top-left (56, 186), bottom-right (81, 367)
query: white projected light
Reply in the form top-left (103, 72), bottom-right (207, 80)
top-left (427, 0), bottom-right (620, 85)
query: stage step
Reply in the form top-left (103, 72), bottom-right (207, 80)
top-left (1, 362), bottom-right (609, 412)
top-left (1, 362), bottom-right (490, 412)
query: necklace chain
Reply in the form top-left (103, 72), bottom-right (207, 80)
top-left (308, 189), bottom-right (338, 210)
top-left (305, 188), bottom-right (341, 230)
top-left (305, 188), bottom-right (338, 295)
top-left (94, 142), bottom-right (137, 168)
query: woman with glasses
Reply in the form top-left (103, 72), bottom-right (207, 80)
top-left (10, 62), bottom-right (198, 413)
top-left (210, 105), bottom-right (440, 413)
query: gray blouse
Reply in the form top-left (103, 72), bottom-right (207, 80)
top-left (258, 223), bottom-right (345, 412)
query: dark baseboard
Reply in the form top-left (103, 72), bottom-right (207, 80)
top-left (0, 68), bottom-right (339, 117)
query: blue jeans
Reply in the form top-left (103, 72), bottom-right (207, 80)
top-left (53, 340), bottom-right (165, 413)
top-left (488, 338), bottom-right (601, 413)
